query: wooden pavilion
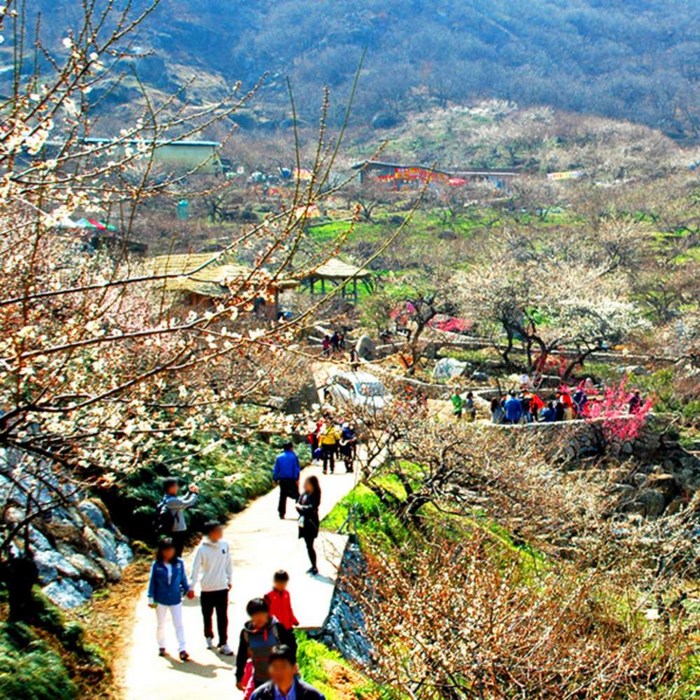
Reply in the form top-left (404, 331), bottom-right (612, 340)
top-left (300, 257), bottom-right (374, 303)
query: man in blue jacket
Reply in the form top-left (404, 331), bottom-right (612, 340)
top-left (273, 442), bottom-right (300, 520)
top-left (504, 392), bottom-right (523, 424)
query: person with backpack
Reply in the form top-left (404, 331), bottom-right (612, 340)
top-left (147, 538), bottom-right (194, 661)
top-left (235, 598), bottom-right (295, 691)
top-left (190, 521), bottom-right (234, 655)
top-left (251, 645), bottom-right (326, 700)
top-left (273, 442), bottom-right (301, 520)
top-left (155, 477), bottom-right (199, 556)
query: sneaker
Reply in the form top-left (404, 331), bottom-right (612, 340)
top-left (159, 648), bottom-right (166, 657)
top-left (311, 567), bottom-right (319, 576)
top-left (179, 651), bottom-right (190, 662)
top-left (219, 644), bottom-right (234, 656)
top-left (205, 636), bottom-right (214, 650)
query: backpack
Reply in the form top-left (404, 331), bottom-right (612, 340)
top-left (154, 497), bottom-right (176, 536)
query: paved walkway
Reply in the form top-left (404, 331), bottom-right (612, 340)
top-left (121, 463), bottom-right (356, 699)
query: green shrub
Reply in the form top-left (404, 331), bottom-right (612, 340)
top-left (296, 633), bottom-right (391, 700)
top-left (105, 431), bottom-right (280, 542)
top-left (322, 479), bottom-right (410, 547)
top-left (0, 623), bottom-right (76, 699)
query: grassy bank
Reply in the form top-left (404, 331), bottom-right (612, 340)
top-left (0, 590), bottom-right (108, 699)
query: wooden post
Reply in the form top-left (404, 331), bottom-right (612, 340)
top-left (353, 277), bottom-right (358, 303)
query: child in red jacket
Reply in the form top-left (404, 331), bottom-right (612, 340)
top-left (263, 570), bottom-right (299, 655)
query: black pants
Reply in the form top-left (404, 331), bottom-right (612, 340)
top-left (200, 589), bottom-right (229, 645)
top-left (321, 444), bottom-right (336, 474)
top-left (171, 531), bottom-right (186, 557)
top-left (278, 479), bottom-right (299, 518)
top-left (304, 533), bottom-right (317, 569)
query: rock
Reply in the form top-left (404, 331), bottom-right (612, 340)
top-left (644, 474), bottom-right (682, 502)
top-left (57, 545), bottom-right (107, 585)
top-left (74, 579), bottom-right (94, 599)
top-left (91, 527), bottom-right (118, 563)
top-left (79, 500), bottom-right (106, 529)
top-left (471, 371), bottom-right (489, 382)
top-left (34, 551), bottom-right (58, 583)
top-left (355, 335), bottom-right (376, 361)
top-left (433, 357), bottom-right (467, 380)
top-left (635, 489), bottom-right (667, 517)
top-left (617, 365), bottom-right (650, 376)
top-left (116, 541), bottom-right (134, 568)
top-left (97, 557), bottom-right (123, 583)
top-left (33, 550), bottom-right (80, 583)
top-left (42, 579), bottom-right (89, 609)
top-left (29, 527), bottom-right (52, 552)
top-left (4, 505), bottom-right (25, 522)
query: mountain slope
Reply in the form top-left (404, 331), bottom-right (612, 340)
top-left (33, 0), bottom-right (700, 137)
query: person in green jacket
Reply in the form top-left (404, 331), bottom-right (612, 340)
top-left (451, 391), bottom-right (464, 419)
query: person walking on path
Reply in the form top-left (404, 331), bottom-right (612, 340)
top-left (504, 392), bottom-right (523, 425)
top-left (190, 521), bottom-right (233, 656)
top-left (147, 538), bottom-right (194, 662)
top-left (251, 645), bottom-right (326, 700)
top-left (318, 420), bottom-right (340, 475)
top-left (156, 477), bottom-right (199, 556)
top-left (339, 422), bottom-right (357, 473)
top-left (296, 476), bottom-right (321, 576)
top-left (236, 598), bottom-right (295, 692)
top-left (263, 570), bottom-right (299, 657)
top-left (273, 442), bottom-right (301, 520)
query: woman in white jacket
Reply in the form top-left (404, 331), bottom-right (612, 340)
top-left (190, 521), bottom-right (234, 655)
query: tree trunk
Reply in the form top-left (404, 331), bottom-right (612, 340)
top-left (3, 555), bottom-right (40, 622)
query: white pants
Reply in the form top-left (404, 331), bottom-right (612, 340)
top-left (155, 603), bottom-right (186, 652)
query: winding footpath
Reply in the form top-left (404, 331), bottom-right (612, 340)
top-left (120, 464), bottom-right (356, 699)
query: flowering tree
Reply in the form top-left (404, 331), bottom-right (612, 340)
top-left (454, 239), bottom-right (649, 375)
top-left (584, 379), bottom-right (654, 443)
top-left (0, 0), bottom-right (382, 616)
top-left (348, 417), bottom-right (696, 698)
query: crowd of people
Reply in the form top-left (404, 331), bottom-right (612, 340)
top-left (489, 388), bottom-right (587, 424)
top-left (306, 411), bottom-right (358, 476)
top-left (321, 330), bottom-right (346, 358)
top-left (488, 385), bottom-right (645, 424)
top-left (148, 440), bottom-right (335, 699)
